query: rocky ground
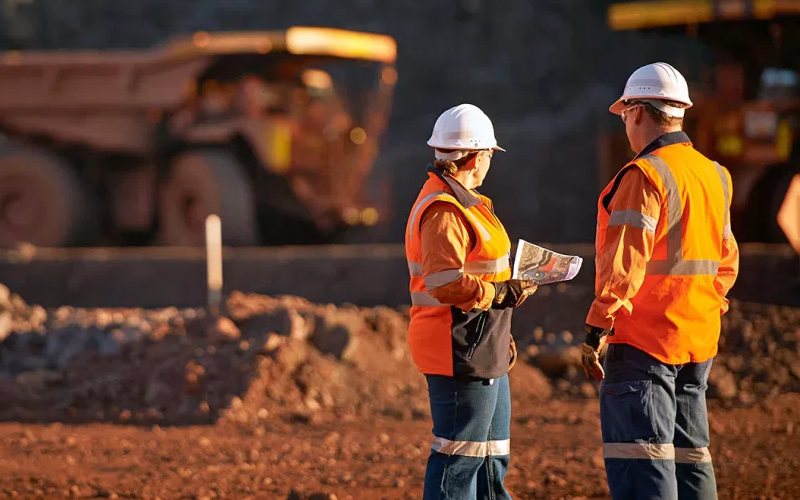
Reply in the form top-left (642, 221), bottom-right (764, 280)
top-left (0, 283), bottom-right (799, 498)
top-left (0, 395), bottom-right (797, 499)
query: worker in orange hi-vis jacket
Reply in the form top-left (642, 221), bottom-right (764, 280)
top-left (582, 62), bottom-right (740, 500)
top-left (405, 104), bottom-right (538, 499)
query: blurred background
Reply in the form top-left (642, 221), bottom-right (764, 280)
top-left (0, 0), bottom-right (722, 248)
top-left (0, 3), bottom-right (799, 498)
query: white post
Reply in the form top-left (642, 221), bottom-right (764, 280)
top-left (205, 214), bottom-right (223, 316)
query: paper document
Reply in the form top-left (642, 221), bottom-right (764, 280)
top-left (512, 239), bottom-right (583, 284)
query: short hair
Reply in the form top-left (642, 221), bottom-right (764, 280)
top-left (432, 150), bottom-right (479, 176)
top-left (627, 100), bottom-right (684, 128)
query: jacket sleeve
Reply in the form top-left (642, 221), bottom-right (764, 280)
top-left (586, 168), bottom-right (660, 330)
top-left (714, 173), bottom-right (740, 314)
top-left (419, 201), bottom-right (496, 311)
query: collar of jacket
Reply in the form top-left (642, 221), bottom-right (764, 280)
top-left (601, 131), bottom-right (693, 211)
top-left (426, 165), bottom-right (482, 208)
top-left (633, 130), bottom-right (692, 160)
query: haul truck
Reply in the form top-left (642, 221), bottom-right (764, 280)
top-left (605, 0), bottom-right (800, 247)
top-left (0, 27), bottom-right (397, 247)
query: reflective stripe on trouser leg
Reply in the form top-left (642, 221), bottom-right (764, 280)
top-left (423, 375), bottom-right (511, 500)
top-left (674, 358), bottom-right (717, 499)
top-left (478, 374), bottom-right (511, 500)
top-left (601, 344), bottom-right (678, 500)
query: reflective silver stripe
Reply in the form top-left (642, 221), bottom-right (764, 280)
top-left (487, 439), bottom-right (510, 456)
top-left (432, 437), bottom-right (486, 457)
top-left (608, 209), bottom-right (657, 232)
top-left (675, 446), bottom-right (712, 464)
top-left (424, 269), bottom-right (463, 289)
top-left (407, 191), bottom-right (450, 241)
top-left (408, 261), bottom-right (423, 277)
top-left (646, 155), bottom-right (683, 267)
top-left (647, 259), bottom-right (719, 276)
top-left (431, 437), bottom-right (510, 457)
top-left (410, 291), bottom-right (446, 307)
top-left (642, 155), bottom-right (719, 276)
top-left (464, 256), bottom-right (509, 275)
top-left (604, 442), bottom-right (675, 460)
top-left (411, 258), bottom-right (508, 281)
top-left (714, 162), bottom-right (733, 240)
top-left (722, 224), bottom-right (733, 239)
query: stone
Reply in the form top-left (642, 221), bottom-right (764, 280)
top-left (207, 317), bottom-right (241, 342)
top-left (708, 365), bottom-right (737, 400)
top-left (310, 324), bottom-right (358, 360)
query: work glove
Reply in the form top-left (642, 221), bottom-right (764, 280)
top-left (509, 336), bottom-right (518, 371)
top-left (492, 279), bottom-right (538, 309)
top-left (581, 325), bottom-right (610, 381)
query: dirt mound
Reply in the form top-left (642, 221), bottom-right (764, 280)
top-left (1, 284), bottom-right (795, 426)
top-left (0, 289), bottom-right (552, 425)
top-left (519, 299), bottom-right (800, 402)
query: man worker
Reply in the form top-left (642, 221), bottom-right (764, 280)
top-left (581, 62), bottom-right (739, 499)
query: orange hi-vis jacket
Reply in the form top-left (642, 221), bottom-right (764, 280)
top-left (587, 132), bottom-right (740, 364)
top-left (405, 169), bottom-right (513, 378)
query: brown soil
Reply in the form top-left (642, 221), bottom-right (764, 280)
top-left (1, 285), bottom-right (799, 498)
top-left (0, 395), bottom-right (798, 499)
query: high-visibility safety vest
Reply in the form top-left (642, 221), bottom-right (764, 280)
top-left (597, 141), bottom-right (732, 364)
top-left (405, 171), bottom-right (513, 378)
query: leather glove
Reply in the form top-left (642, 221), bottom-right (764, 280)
top-left (492, 279), bottom-right (538, 309)
top-left (508, 336), bottom-right (518, 371)
top-left (581, 325), bottom-right (609, 381)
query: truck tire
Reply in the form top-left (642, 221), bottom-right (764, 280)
top-left (0, 146), bottom-right (86, 247)
top-left (158, 150), bottom-right (258, 246)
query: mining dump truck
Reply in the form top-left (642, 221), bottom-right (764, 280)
top-left (604, 0), bottom-right (800, 245)
top-left (0, 27), bottom-right (397, 247)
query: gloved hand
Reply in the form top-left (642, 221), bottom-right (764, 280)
top-left (581, 325), bottom-right (609, 381)
top-left (492, 279), bottom-right (538, 309)
top-left (509, 336), bottom-right (518, 371)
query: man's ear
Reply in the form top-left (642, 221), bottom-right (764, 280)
top-left (634, 105), bottom-right (645, 125)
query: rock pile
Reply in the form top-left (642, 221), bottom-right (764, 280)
top-left (1, 284), bottom-right (796, 425)
top-left (0, 287), bottom-right (550, 425)
top-left (519, 299), bottom-right (800, 402)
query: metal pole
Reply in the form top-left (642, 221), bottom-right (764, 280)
top-left (205, 214), bottom-right (222, 316)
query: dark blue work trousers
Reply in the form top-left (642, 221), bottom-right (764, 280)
top-left (423, 374), bottom-right (511, 500)
top-left (601, 343), bottom-right (717, 500)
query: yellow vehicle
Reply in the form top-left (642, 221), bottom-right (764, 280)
top-left (605, 0), bottom-right (800, 244)
top-left (0, 27), bottom-right (397, 246)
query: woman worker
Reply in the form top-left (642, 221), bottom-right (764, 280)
top-left (405, 103), bottom-right (538, 499)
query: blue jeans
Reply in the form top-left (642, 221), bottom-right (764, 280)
top-left (423, 374), bottom-right (511, 500)
top-left (601, 343), bottom-right (717, 500)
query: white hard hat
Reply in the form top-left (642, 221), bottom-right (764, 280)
top-left (609, 62), bottom-right (693, 118)
top-left (428, 104), bottom-right (505, 161)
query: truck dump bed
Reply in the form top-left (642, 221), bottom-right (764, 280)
top-left (0, 28), bottom-right (396, 153)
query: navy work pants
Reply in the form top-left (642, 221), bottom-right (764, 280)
top-left (601, 343), bottom-right (717, 500)
top-left (423, 374), bottom-right (511, 500)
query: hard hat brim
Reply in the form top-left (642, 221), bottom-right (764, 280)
top-left (609, 96), bottom-right (692, 117)
top-left (428, 142), bottom-right (506, 152)
top-left (609, 98), bottom-right (625, 116)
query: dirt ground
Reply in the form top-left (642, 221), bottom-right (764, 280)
top-left (0, 393), bottom-right (798, 499)
top-left (1, 286), bottom-right (799, 499)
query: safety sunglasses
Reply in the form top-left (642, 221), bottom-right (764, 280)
top-left (620, 103), bottom-right (642, 123)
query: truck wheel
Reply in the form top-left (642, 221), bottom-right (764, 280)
top-left (0, 146), bottom-right (86, 247)
top-left (158, 150), bottom-right (258, 246)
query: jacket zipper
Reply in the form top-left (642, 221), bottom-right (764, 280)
top-left (466, 311), bottom-right (489, 360)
